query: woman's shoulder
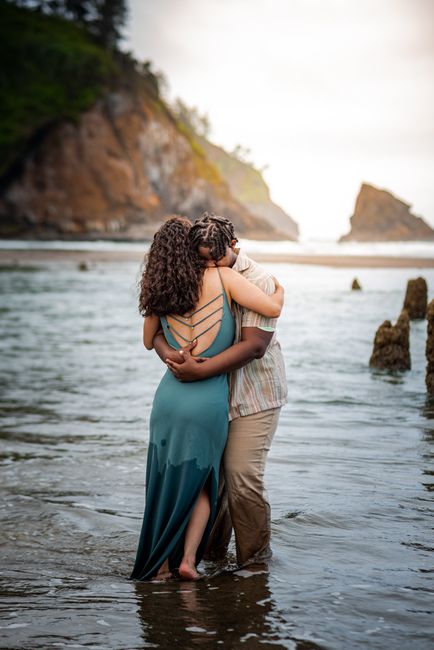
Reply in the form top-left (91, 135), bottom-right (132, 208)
top-left (214, 266), bottom-right (237, 279)
top-left (204, 265), bottom-right (239, 287)
top-left (203, 266), bottom-right (236, 281)
top-left (202, 267), bottom-right (236, 302)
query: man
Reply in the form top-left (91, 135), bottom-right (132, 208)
top-left (152, 212), bottom-right (288, 568)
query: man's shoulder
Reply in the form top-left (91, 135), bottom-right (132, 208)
top-left (243, 254), bottom-right (269, 274)
top-left (241, 254), bottom-right (273, 289)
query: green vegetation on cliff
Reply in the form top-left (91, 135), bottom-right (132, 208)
top-left (173, 99), bottom-right (269, 204)
top-left (201, 141), bottom-right (270, 205)
top-left (0, 1), bottom-right (214, 187)
top-left (0, 2), bottom-right (298, 240)
top-left (0, 1), bottom-right (118, 176)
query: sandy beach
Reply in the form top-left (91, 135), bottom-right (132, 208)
top-left (1, 248), bottom-right (434, 268)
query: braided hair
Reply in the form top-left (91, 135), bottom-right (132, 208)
top-left (189, 212), bottom-right (238, 261)
top-left (138, 216), bottom-right (205, 317)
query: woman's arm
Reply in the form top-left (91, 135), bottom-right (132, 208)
top-left (220, 268), bottom-right (284, 317)
top-left (153, 330), bottom-right (193, 363)
top-left (143, 315), bottom-right (161, 350)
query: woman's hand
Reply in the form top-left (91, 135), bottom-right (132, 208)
top-left (166, 346), bottom-right (207, 381)
top-left (164, 349), bottom-right (187, 364)
top-left (165, 340), bottom-right (198, 365)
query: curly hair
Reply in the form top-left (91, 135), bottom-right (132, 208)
top-left (138, 216), bottom-right (205, 317)
top-left (189, 212), bottom-right (238, 261)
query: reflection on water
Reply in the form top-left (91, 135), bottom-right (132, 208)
top-left (0, 261), bottom-right (434, 649)
top-left (133, 573), bottom-right (325, 649)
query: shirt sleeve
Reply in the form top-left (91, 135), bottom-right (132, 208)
top-left (241, 273), bottom-right (278, 330)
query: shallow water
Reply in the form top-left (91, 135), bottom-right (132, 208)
top-left (2, 237), bottom-right (434, 258)
top-left (0, 260), bottom-right (433, 649)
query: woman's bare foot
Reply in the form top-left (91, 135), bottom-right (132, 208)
top-left (179, 556), bottom-right (199, 580)
top-left (155, 559), bottom-right (172, 581)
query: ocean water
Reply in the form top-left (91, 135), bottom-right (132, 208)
top-left (1, 238), bottom-right (434, 258)
top-left (0, 259), bottom-right (433, 649)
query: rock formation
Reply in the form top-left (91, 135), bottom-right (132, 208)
top-left (426, 300), bottom-right (434, 394)
top-left (0, 90), bottom-right (289, 240)
top-left (351, 278), bottom-right (362, 290)
top-left (403, 277), bottom-right (428, 319)
top-left (198, 138), bottom-right (298, 241)
top-left (1, 3), bottom-right (297, 240)
top-left (369, 310), bottom-right (411, 371)
top-left (340, 183), bottom-right (434, 242)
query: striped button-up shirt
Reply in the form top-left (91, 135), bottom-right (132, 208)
top-left (229, 250), bottom-right (288, 420)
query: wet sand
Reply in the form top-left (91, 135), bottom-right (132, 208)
top-left (1, 248), bottom-right (434, 267)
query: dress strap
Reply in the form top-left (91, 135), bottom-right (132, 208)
top-left (215, 265), bottom-right (225, 292)
top-left (170, 305), bottom-right (223, 329)
top-left (183, 292), bottom-right (223, 318)
top-left (167, 317), bottom-right (222, 344)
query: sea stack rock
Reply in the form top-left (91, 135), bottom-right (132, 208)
top-left (351, 278), bottom-right (362, 291)
top-left (403, 277), bottom-right (428, 319)
top-left (369, 310), bottom-right (411, 371)
top-left (339, 183), bottom-right (434, 242)
top-left (426, 300), bottom-right (434, 395)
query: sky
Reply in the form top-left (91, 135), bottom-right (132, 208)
top-left (125, 0), bottom-right (434, 241)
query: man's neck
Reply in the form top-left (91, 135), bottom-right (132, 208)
top-left (230, 248), bottom-right (240, 268)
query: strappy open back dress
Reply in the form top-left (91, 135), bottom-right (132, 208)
top-left (130, 274), bottom-right (235, 580)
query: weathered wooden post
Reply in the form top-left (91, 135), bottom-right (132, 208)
top-left (351, 278), bottom-right (362, 290)
top-left (403, 277), bottom-right (427, 319)
top-left (369, 310), bottom-right (411, 371)
top-left (426, 300), bottom-right (434, 394)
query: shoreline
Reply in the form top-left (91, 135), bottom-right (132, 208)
top-left (0, 248), bottom-right (434, 268)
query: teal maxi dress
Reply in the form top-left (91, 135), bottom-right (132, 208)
top-left (130, 280), bottom-right (235, 580)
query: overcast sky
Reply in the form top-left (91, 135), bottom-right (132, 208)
top-left (125, 0), bottom-right (434, 240)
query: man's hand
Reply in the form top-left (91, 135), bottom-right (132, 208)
top-left (166, 347), bottom-right (207, 382)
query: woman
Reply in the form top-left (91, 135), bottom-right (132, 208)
top-left (130, 216), bottom-right (284, 581)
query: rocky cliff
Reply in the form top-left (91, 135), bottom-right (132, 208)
top-left (0, 2), bottom-right (297, 240)
top-left (198, 138), bottom-right (298, 241)
top-left (0, 89), bottom-right (283, 239)
top-left (340, 183), bottom-right (434, 242)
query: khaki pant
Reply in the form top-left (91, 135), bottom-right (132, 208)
top-left (205, 407), bottom-right (281, 567)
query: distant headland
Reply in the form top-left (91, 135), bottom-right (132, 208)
top-left (0, 2), bottom-right (297, 241)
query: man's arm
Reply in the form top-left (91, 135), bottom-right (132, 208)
top-left (165, 327), bottom-right (273, 381)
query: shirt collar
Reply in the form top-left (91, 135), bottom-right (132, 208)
top-left (232, 248), bottom-right (250, 273)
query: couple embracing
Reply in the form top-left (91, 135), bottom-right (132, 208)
top-left (129, 212), bottom-right (288, 581)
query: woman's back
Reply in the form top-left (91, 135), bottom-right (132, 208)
top-left (162, 267), bottom-right (233, 357)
